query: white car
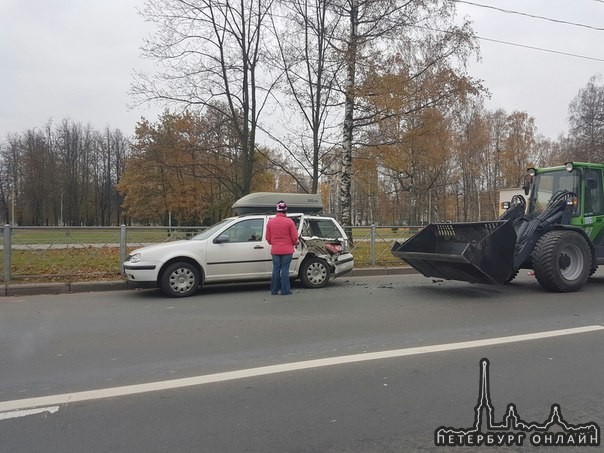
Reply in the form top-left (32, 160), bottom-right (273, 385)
top-left (123, 213), bottom-right (354, 297)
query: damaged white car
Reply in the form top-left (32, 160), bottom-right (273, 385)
top-left (123, 193), bottom-right (354, 297)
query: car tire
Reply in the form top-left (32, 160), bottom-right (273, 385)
top-left (160, 261), bottom-right (201, 297)
top-left (299, 257), bottom-right (331, 288)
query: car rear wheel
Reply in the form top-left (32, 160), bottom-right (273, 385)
top-left (300, 257), bottom-right (331, 288)
top-left (160, 262), bottom-right (201, 297)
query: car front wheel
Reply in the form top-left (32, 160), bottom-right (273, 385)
top-left (300, 257), bottom-right (331, 288)
top-left (160, 262), bottom-right (201, 297)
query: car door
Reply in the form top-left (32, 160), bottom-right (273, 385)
top-left (205, 217), bottom-right (271, 280)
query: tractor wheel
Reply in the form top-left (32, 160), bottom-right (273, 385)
top-left (531, 230), bottom-right (591, 292)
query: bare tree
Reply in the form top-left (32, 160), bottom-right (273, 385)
top-left (0, 120), bottom-right (132, 226)
top-left (0, 135), bottom-right (22, 224)
top-left (134, 0), bottom-right (277, 198)
top-left (502, 111), bottom-right (535, 187)
top-left (53, 120), bottom-right (95, 225)
top-left (568, 74), bottom-right (604, 162)
top-left (20, 127), bottom-right (56, 225)
top-left (91, 127), bottom-right (129, 225)
top-left (269, 0), bottom-right (344, 193)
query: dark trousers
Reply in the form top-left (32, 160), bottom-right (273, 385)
top-left (271, 254), bottom-right (293, 295)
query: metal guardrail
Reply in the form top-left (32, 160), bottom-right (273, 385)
top-left (1, 224), bottom-right (420, 284)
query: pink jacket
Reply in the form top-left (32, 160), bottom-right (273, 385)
top-left (266, 213), bottom-right (299, 255)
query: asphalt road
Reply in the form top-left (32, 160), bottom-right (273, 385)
top-left (1, 272), bottom-right (604, 452)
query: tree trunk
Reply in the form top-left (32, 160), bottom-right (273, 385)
top-left (340, 0), bottom-right (358, 227)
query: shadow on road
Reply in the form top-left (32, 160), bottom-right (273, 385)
top-left (128, 279), bottom-right (305, 299)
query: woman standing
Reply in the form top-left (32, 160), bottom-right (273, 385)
top-left (266, 200), bottom-right (299, 295)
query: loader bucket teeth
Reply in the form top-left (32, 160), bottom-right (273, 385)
top-left (391, 221), bottom-right (516, 285)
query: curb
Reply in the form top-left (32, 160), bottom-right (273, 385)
top-left (1, 267), bottom-right (415, 297)
top-left (2, 280), bottom-right (131, 297)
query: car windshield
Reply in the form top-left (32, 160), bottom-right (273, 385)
top-left (529, 169), bottom-right (580, 215)
top-left (190, 218), bottom-right (233, 240)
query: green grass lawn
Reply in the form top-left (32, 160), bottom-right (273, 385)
top-left (5, 247), bottom-right (123, 283)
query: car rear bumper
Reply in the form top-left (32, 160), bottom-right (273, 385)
top-left (333, 255), bottom-right (354, 277)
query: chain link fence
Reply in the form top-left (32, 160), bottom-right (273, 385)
top-left (348, 225), bottom-right (421, 267)
top-left (1, 224), bottom-right (418, 284)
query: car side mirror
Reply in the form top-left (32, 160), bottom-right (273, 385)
top-left (214, 235), bottom-right (230, 244)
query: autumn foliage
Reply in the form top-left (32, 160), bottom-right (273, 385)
top-left (118, 110), bottom-right (276, 225)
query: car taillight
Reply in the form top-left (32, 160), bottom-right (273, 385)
top-left (325, 243), bottom-right (342, 254)
top-left (341, 239), bottom-right (350, 253)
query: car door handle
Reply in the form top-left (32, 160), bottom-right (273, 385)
top-left (254, 245), bottom-right (264, 249)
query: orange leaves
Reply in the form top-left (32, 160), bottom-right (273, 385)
top-left (119, 111), bottom-right (235, 224)
top-left (119, 109), bottom-right (280, 224)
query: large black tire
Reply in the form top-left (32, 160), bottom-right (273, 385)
top-left (299, 257), bottom-right (331, 288)
top-left (531, 230), bottom-right (591, 292)
top-left (160, 261), bottom-right (201, 297)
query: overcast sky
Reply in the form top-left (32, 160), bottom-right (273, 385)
top-left (456, 0), bottom-right (603, 139)
top-left (1, 0), bottom-right (602, 141)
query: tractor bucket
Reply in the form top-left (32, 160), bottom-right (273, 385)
top-left (391, 221), bottom-right (516, 285)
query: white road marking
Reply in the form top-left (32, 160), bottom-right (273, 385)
top-left (0, 325), bottom-right (602, 414)
top-left (0, 406), bottom-right (59, 420)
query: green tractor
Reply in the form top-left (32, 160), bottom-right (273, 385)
top-left (391, 162), bottom-right (604, 292)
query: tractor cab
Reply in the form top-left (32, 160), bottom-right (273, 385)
top-left (524, 162), bottom-right (604, 225)
top-left (524, 164), bottom-right (580, 217)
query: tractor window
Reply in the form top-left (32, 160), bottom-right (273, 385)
top-left (529, 170), bottom-right (580, 215)
top-left (584, 170), bottom-right (604, 215)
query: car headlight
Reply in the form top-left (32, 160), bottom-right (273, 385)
top-left (129, 253), bottom-right (141, 263)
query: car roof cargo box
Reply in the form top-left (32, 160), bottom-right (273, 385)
top-left (232, 192), bottom-right (323, 215)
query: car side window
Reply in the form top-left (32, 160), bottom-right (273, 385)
top-left (222, 219), bottom-right (264, 242)
top-left (305, 219), bottom-right (340, 239)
